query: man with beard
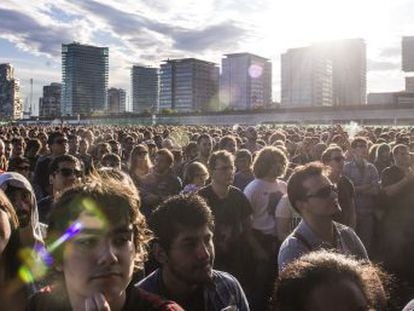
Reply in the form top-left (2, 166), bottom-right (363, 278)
top-left (278, 162), bottom-right (368, 271)
top-left (137, 194), bottom-right (249, 311)
top-left (0, 172), bottom-right (44, 248)
top-left (33, 131), bottom-right (68, 200)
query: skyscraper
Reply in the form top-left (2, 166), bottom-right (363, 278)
top-left (61, 42), bottom-right (108, 116)
top-left (131, 66), bottom-right (158, 113)
top-left (281, 38), bottom-right (366, 107)
top-left (39, 83), bottom-right (61, 118)
top-left (322, 38), bottom-right (366, 106)
top-left (107, 87), bottom-right (126, 113)
top-left (159, 58), bottom-right (219, 112)
top-left (402, 36), bottom-right (414, 72)
top-left (281, 46), bottom-right (333, 107)
top-left (0, 63), bottom-right (22, 120)
top-left (220, 53), bottom-right (272, 110)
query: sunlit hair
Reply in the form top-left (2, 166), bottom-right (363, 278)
top-left (183, 161), bottom-right (209, 185)
top-left (253, 146), bottom-right (288, 179)
top-left (375, 143), bottom-right (390, 161)
top-left (129, 144), bottom-right (152, 172)
top-left (271, 250), bottom-right (389, 311)
top-left (47, 175), bottom-right (152, 271)
top-left (218, 135), bottom-right (237, 151)
top-left (0, 188), bottom-right (18, 230)
top-left (321, 145), bottom-right (344, 164)
top-left (287, 162), bottom-right (331, 214)
top-left (208, 150), bottom-right (234, 171)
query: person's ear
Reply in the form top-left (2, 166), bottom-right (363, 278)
top-left (153, 243), bottom-right (169, 265)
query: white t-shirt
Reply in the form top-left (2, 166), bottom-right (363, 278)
top-left (275, 194), bottom-right (301, 235)
top-left (244, 178), bottom-right (287, 235)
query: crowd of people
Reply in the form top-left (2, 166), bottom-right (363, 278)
top-left (0, 123), bottom-right (413, 310)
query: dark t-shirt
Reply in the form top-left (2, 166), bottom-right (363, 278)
top-left (27, 285), bottom-right (184, 311)
top-left (380, 165), bottom-right (414, 288)
top-left (333, 175), bottom-right (355, 227)
top-left (198, 185), bottom-right (252, 275)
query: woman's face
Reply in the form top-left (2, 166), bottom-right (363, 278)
top-left (0, 209), bottom-right (12, 255)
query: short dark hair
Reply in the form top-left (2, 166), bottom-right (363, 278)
top-left (287, 162), bottom-right (329, 213)
top-left (7, 156), bottom-right (30, 172)
top-left (197, 133), bottom-right (212, 145)
top-left (47, 176), bottom-right (151, 271)
top-left (208, 150), bottom-right (234, 171)
top-left (156, 148), bottom-right (174, 166)
top-left (149, 194), bottom-right (214, 252)
top-left (48, 154), bottom-right (81, 176)
top-left (235, 149), bottom-right (252, 163)
top-left (351, 137), bottom-right (368, 149)
top-left (47, 131), bottom-right (65, 146)
top-left (272, 250), bottom-right (389, 311)
top-left (26, 138), bottom-right (41, 153)
top-left (321, 145), bottom-right (343, 164)
top-left (101, 153), bottom-right (121, 168)
top-left (253, 146), bottom-right (288, 179)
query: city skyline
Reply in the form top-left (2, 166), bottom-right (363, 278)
top-left (1, 0), bottom-right (414, 114)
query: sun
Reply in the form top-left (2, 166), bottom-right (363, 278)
top-left (255, 0), bottom-right (392, 51)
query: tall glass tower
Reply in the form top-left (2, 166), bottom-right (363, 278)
top-left (61, 42), bottom-right (108, 116)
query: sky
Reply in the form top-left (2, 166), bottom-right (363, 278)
top-left (1, 0), bottom-right (414, 115)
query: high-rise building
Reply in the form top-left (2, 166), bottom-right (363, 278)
top-left (0, 63), bottom-right (22, 120)
top-left (281, 38), bottom-right (366, 107)
top-left (220, 53), bottom-right (272, 110)
top-left (131, 66), bottom-right (158, 113)
top-left (107, 87), bottom-right (126, 113)
top-left (321, 38), bottom-right (366, 106)
top-left (281, 46), bottom-right (333, 107)
top-left (159, 58), bottom-right (219, 112)
top-left (402, 36), bottom-right (414, 72)
top-left (61, 42), bottom-right (108, 116)
top-left (39, 83), bottom-right (61, 118)
top-left (406, 76), bottom-right (414, 92)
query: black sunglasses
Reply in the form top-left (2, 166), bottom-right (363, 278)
top-left (305, 184), bottom-right (338, 200)
top-left (56, 168), bottom-right (83, 178)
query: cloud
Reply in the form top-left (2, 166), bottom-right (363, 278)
top-left (173, 22), bottom-right (250, 52)
top-left (367, 59), bottom-right (400, 71)
top-left (379, 46), bottom-right (401, 58)
top-left (0, 7), bottom-right (91, 58)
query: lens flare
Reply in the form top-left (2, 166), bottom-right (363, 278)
top-left (248, 64), bottom-right (263, 79)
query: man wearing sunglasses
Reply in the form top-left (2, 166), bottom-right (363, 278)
top-left (37, 154), bottom-right (83, 224)
top-left (33, 131), bottom-right (69, 200)
top-left (278, 162), bottom-right (367, 272)
top-left (322, 146), bottom-right (356, 229)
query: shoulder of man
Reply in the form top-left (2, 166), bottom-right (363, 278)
top-left (278, 228), bottom-right (310, 271)
top-left (210, 270), bottom-right (249, 310)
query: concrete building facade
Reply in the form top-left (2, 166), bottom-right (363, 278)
top-left (61, 42), bottom-right (108, 116)
top-left (402, 36), bottom-right (414, 72)
top-left (281, 38), bottom-right (366, 107)
top-left (281, 46), bottom-right (333, 107)
top-left (159, 58), bottom-right (219, 112)
top-left (220, 53), bottom-right (272, 110)
top-left (107, 87), bottom-right (126, 113)
top-left (131, 66), bottom-right (158, 113)
top-left (39, 83), bottom-right (61, 118)
top-left (0, 63), bottom-right (22, 120)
